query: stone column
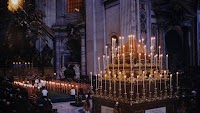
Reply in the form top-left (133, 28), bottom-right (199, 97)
top-left (53, 28), bottom-right (61, 80)
top-left (81, 28), bottom-right (86, 76)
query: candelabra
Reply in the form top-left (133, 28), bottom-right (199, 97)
top-left (170, 87), bottom-right (173, 98)
top-left (124, 92), bottom-right (128, 103)
top-left (164, 88), bottom-right (168, 99)
top-left (99, 86), bottom-right (103, 97)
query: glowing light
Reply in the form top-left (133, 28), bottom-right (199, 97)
top-left (7, 0), bottom-right (23, 12)
top-left (11, 0), bottom-right (18, 5)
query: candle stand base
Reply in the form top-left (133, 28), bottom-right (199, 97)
top-left (170, 88), bottom-right (173, 98)
top-left (124, 93), bottom-right (128, 103)
top-left (159, 90), bottom-right (163, 100)
top-left (175, 86), bottom-right (180, 99)
top-left (153, 88), bottom-right (157, 100)
top-left (99, 86), bottom-right (103, 97)
top-left (148, 92), bottom-right (152, 102)
top-left (90, 86), bottom-right (94, 98)
top-left (129, 91), bottom-right (134, 106)
top-left (104, 90), bottom-right (107, 99)
top-left (142, 88), bottom-right (146, 102)
top-left (108, 87), bottom-right (112, 98)
top-left (95, 89), bottom-right (99, 97)
top-left (164, 89), bottom-right (168, 99)
top-left (118, 89), bottom-right (122, 101)
top-left (136, 93), bottom-right (140, 103)
top-left (113, 91), bottom-right (116, 100)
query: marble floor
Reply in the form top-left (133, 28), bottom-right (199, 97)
top-left (52, 100), bottom-right (92, 113)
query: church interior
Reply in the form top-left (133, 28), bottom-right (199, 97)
top-left (0, 0), bottom-right (200, 113)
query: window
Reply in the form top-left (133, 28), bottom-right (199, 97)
top-left (67, 0), bottom-right (83, 13)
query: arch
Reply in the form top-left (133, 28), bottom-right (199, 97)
top-left (165, 29), bottom-right (184, 71)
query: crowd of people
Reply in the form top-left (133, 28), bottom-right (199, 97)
top-left (0, 75), bottom-right (56, 113)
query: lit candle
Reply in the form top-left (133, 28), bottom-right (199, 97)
top-left (149, 75), bottom-right (151, 91)
top-left (119, 37), bottom-right (121, 55)
top-left (150, 52), bottom-right (153, 69)
top-left (123, 75), bottom-right (126, 94)
top-left (96, 74), bottom-right (98, 90)
top-left (159, 46), bottom-right (161, 58)
top-left (166, 54), bottom-right (168, 70)
top-left (142, 38), bottom-right (144, 44)
top-left (131, 73), bottom-right (133, 91)
top-left (138, 44), bottom-right (140, 54)
top-left (176, 72), bottom-right (179, 87)
top-left (137, 75), bottom-right (139, 93)
top-left (122, 53), bottom-right (125, 74)
top-left (101, 71), bottom-right (103, 86)
top-left (112, 53), bottom-right (114, 73)
top-left (160, 54), bottom-right (163, 71)
top-left (119, 72), bottom-right (121, 90)
top-left (114, 74), bottom-right (116, 92)
top-left (103, 55), bottom-right (105, 70)
top-left (28, 62), bottom-right (30, 69)
top-left (105, 74), bottom-right (107, 91)
top-left (123, 45), bottom-right (125, 55)
top-left (107, 56), bottom-right (110, 73)
top-left (170, 74), bottom-right (172, 88)
top-left (139, 53), bottom-right (141, 73)
top-left (164, 71), bottom-right (166, 89)
top-left (130, 53), bottom-right (132, 72)
top-left (98, 57), bottom-right (100, 72)
top-left (154, 71), bottom-right (157, 88)
top-left (105, 46), bottom-right (108, 61)
top-left (13, 62), bottom-right (15, 70)
top-left (143, 71), bottom-right (145, 88)
top-left (109, 71), bottom-right (111, 88)
top-left (117, 53), bottom-right (120, 73)
top-left (144, 53), bottom-right (146, 71)
top-left (160, 74), bottom-right (162, 90)
top-left (19, 62), bottom-right (21, 69)
top-left (155, 54), bottom-right (158, 70)
top-left (90, 72), bottom-right (92, 88)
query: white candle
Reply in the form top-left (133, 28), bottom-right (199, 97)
top-left (103, 55), bottom-right (105, 70)
top-left (155, 54), bottom-right (158, 70)
top-left (137, 75), bottom-right (139, 93)
top-left (142, 71), bottom-right (145, 88)
top-left (154, 71), bottom-right (157, 88)
top-left (159, 46), bottom-right (161, 57)
top-left (131, 73), bottom-right (133, 91)
top-left (122, 53), bottom-right (125, 74)
top-left (107, 56), bottom-right (110, 72)
top-left (105, 74), bottom-right (107, 90)
top-left (112, 53), bottom-right (114, 73)
top-left (139, 53), bottom-right (141, 73)
top-left (160, 74), bottom-right (162, 90)
top-left (170, 74), bottom-right (172, 88)
top-left (119, 72), bottom-right (121, 90)
top-left (114, 74), bottom-right (116, 92)
top-left (130, 53), bottom-right (132, 72)
top-left (138, 44), bottom-right (140, 53)
top-left (176, 72), bottom-right (179, 87)
top-left (160, 54), bottom-right (163, 71)
top-left (96, 74), bottom-right (98, 89)
top-left (166, 54), bottom-right (168, 70)
top-left (164, 71), bottom-right (166, 89)
top-left (19, 62), bottom-right (21, 69)
top-left (90, 72), bottom-right (92, 88)
top-left (98, 57), bottom-right (100, 72)
top-left (123, 45), bottom-right (125, 55)
top-left (119, 37), bottom-right (121, 55)
top-left (117, 53), bottom-right (120, 73)
top-left (124, 75), bottom-right (126, 93)
top-left (28, 62), bottom-right (30, 69)
top-left (145, 53), bottom-right (146, 71)
top-left (149, 75), bottom-right (151, 91)
top-left (109, 71), bottom-right (111, 88)
top-left (150, 52), bottom-right (153, 69)
top-left (13, 62), bottom-right (15, 70)
top-left (101, 71), bottom-right (103, 86)
top-left (105, 46), bottom-right (108, 61)
top-left (142, 38), bottom-right (144, 44)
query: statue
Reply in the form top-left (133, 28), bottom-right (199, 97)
top-left (73, 64), bottom-right (80, 79)
top-left (60, 66), bottom-right (66, 79)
